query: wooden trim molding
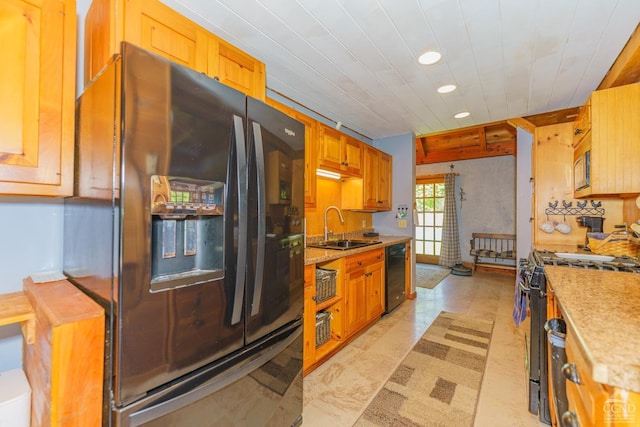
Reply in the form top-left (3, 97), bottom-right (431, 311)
top-left (598, 23), bottom-right (640, 90)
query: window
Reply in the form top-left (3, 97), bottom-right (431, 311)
top-left (415, 177), bottom-right (445, 264)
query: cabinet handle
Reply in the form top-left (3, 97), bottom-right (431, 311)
top-left (574, 128), bottom-right (583, 136)
top-left (561, 411), bottom-right (579, 427)
top-left (562, 362), bottom-right (581, 384)
top-left (358, 261), bottom-right (363, 266)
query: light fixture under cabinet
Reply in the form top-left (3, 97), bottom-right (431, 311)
top-left (316, 169), bottom-right (341, 180)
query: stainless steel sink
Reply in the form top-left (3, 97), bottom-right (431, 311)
top-left (307, 239), bottom-right (381, 250)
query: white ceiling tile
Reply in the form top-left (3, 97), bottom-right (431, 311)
top-left (162, 0), bottom-right (639, 139)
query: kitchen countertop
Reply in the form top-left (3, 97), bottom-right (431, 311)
top-left (544, 266), bottom-right (640, 393)
top-left (305, 235), bottom-right (411, 265)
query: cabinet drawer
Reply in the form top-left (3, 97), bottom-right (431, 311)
top-left (346, 248), bottom-right (384, 272)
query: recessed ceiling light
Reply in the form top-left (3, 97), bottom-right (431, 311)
top-left (418, 50), bottom-right (441, 65)
top-left (454, 111), bottom-right (470, 119)
top-left (437, 84), bottom-right (457, 94)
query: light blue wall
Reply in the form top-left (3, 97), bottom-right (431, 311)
top-left (0, 199), bottom-right (65, 372)
top-left (416, 156), bottom-right (516, 263)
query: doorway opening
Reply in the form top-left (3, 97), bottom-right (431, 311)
top-left (415, 177), bottom-right (445, 264)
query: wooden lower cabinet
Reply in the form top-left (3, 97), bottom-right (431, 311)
top-left (365, 259), bottom-right (385, 320)
top-left (304, 248), bottom-right (385, 375)
top-left (344, 261), bottom-right (368, 336)
top-left (23, 278), bottom-right (104, 427)
top-left (563, 324), bottom-right (640, 427)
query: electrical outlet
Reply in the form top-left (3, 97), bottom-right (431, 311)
top-left (398, 219), bottom-right (407, 228)
top-left (362, 220), bottom-right (366, 228)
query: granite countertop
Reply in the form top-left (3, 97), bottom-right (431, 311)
top-left (544, 266), bottom-right (640, 393)
top-left (305, 235), bottom-right (411, 265)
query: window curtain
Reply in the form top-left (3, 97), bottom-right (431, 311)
top-left (438, 173), bottom-right (461, 268)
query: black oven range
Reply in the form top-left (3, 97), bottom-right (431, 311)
top-left (518, 249), bottom-right (640, 425)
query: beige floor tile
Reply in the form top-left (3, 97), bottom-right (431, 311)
top-left (303, 270), bottom-right (548, 427)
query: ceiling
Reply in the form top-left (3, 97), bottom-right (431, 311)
top-left (162, 0), bottom-right (640, 140)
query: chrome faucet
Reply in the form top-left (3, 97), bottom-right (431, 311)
top-left (324, 205), bottom-right (345, 241)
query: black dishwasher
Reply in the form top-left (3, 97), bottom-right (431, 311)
top-left (384, 243), bottom-right (406, 314)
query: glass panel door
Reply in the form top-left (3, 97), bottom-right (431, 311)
top-left (415, 177), bottom-right (445, 264)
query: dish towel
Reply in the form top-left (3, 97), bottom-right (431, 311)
top-left (512, 272), bottom-right (528, 327)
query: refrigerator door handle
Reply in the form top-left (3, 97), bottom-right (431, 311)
top-left (231, 115), bottom-right (248, 325)
top-left (250, 121), bottom-right (266, 317)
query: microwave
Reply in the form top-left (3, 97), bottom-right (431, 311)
top-left (574, 150), bottom-right (590, 191)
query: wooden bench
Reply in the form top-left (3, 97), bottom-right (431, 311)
top-left (470, 233), bottom-right (517, 272)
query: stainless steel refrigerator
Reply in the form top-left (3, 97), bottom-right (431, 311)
top-left (64, 43), bottom-right (305, 426)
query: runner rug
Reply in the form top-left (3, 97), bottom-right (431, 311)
top-left (354, 311), bottom-right (494, 427)
top-left (415, 263), bottom-right (450, 289)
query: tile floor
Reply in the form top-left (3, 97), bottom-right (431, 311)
top-left (302, 269), bottom-right (548, 427)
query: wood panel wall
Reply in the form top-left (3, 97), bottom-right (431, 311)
top-left (533, 123), bottom-right (623, 247)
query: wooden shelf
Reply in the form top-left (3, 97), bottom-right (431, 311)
top-left (0, 291), bottom-right (35, 344)
top-left (316, 295), bottom-right (342, 311)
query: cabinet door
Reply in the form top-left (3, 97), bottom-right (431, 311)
top-left (572, 99), bottom-right (591, 147)
top-left (125, 0), bottom-right (207, 72)
top-left (344, 267), bottom-right (367, 337)
top-left (343, 136), bottom-right (363, 176)
top-left (0, 0), bottom-right (75, 196)
top-left (296, 113), bottom-right (317, 207)
top-left (363, 147), bottom-right (392, 210)
top-left (365, 261), bottom-right (384, 321)
top-left (208, 39), bottom-right (266, 100)
top-left (377, 151), bottom-right (392, 210)
top-left (363, 146), bottom-right (380, 209)
top-left (589, 83), bottom-right (640, 196)
top-left (318, 124), bottom-right (345, 171)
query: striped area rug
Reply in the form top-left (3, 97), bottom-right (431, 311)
top-left (354, 311), bottom-right (494, 427)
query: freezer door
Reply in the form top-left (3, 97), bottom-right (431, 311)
top-left (245, 98), bottom-right (306, 344)
top-left (114, 321), bottom-right (303, 427)
top-left (115, 44), bottom-right (248, 405)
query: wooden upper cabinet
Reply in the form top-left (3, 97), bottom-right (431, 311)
top-left (84, 0), bottom-right (265, 99)
top-left (363, 146), bottom-right (392, 210)
top-left (208, 40), bottom-right (266, 101)
top-left (574, 83), bottom-right (640, 197)
top-left (318, 124), bottom-right (362, 177)
top-left (0, 0), bottom-right (76, 196)
top-left (572, 98), bottom-right (591, 147)
top-left (378, 151), bottom-right (392, 209)
top-left (343, 145), bottom-right (392, 212)
top-left (343, 136), bottom-right (363, 176)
